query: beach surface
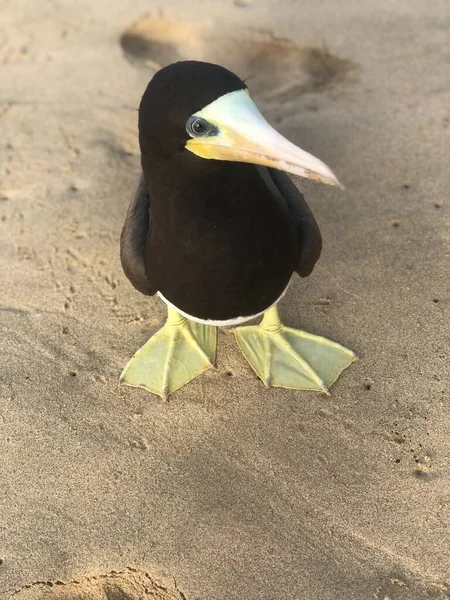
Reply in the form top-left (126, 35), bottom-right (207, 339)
top-left (1, 0), bottom-right (449, 598)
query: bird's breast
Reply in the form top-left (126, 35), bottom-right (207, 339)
top-left (145, 163), bottom-right (298, 321)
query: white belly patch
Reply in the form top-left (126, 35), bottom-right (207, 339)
top-left (156, 279), bottom-right (291, 327)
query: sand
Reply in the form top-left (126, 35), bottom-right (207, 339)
top-left (0, 0), bottom-right (449, 598)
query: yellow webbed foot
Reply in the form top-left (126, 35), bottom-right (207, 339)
top-left (234, 306), bottom-right (356, 393)
top-left (121, 307), bottom-right (217, 399)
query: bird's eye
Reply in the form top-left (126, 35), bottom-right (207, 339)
top-left (186, 116), bottom-right (214, 138)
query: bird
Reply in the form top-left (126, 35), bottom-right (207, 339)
top-left (120, 60), bottom-right (356, 399)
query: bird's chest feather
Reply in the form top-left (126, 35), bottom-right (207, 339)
top-left (144, 161), bottom-right (297, 319)
top-left (151, 164), bottom-right (295, 267)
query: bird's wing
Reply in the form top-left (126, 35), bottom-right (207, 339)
top-left (264, 167), bottom-right (322, 277)
top-left (120, 173), bottom-right (157, 295)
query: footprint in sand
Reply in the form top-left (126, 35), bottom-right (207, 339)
top-left (11, 568), bottom-right (184, 600)
top-left (120, 16), bottom-right (354, 108)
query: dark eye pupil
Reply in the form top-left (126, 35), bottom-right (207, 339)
top-left (186, 116), bottom-right (216, 138)
top-left (193, 119), bottom-right (206, 133)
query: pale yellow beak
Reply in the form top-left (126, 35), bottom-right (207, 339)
top-left (185, 89), bottom-right (341, 187)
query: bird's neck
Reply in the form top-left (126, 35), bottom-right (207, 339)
top-left (142, 148), bottom-right (222, 184)
top-left (141, 150), bottom-right (259, 219)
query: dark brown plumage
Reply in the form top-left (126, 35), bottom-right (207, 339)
top-left (120, 61), bottom-right (322, 322)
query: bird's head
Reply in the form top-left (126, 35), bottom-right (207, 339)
top-left (138, 60), bottom-right (340, 187)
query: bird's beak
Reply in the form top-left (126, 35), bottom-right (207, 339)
top-left (185, 89), bottom-right (341, 187)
